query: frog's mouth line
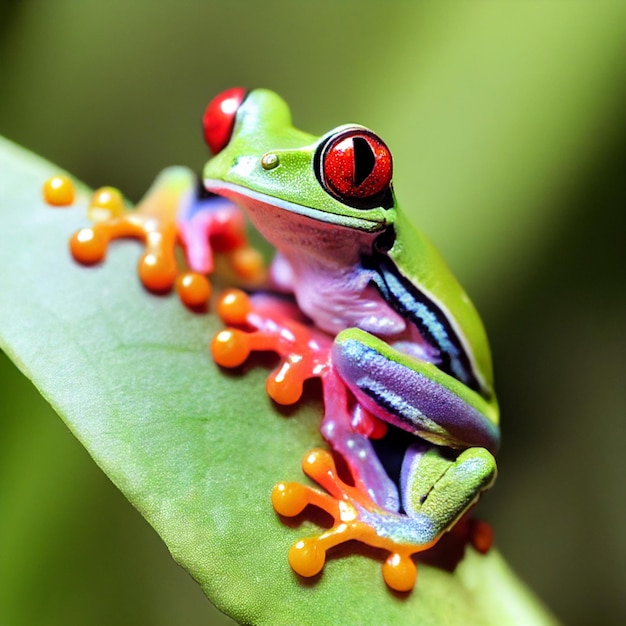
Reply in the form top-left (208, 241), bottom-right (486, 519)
top-left (204, 179), bottom-right (388, 234)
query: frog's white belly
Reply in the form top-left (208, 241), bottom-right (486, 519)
top-left (276, 252), bottom-right (404, 337)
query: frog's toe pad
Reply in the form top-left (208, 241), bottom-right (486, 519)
top-left (216, 289), bottom-right (252, 325)
top-left (382, 553), bottom-right (417, 592)
top-left (289, 538), bottom-right (327, 578)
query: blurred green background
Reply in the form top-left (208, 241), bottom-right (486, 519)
top-left (1, 1), bottom-right (625, 624)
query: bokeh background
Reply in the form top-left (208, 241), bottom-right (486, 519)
top-left (1, 1), bottom-right (625, 624)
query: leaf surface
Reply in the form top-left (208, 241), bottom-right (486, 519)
top-left (0, 137), bottom-right (556, 625)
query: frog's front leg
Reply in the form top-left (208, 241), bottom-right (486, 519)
top-left (212, 289), bottom-right (399, 510)
top-left (69, 167), bottom-right (263, 307)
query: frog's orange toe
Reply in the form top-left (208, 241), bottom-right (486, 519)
top-left (217, 288), bottom-right (252, 325)
top-left (229, 247), bottom-right (265, 282)
top-left (138, 253), bottom-right (178, 292)
top-left (43, 175), bottom-right (75, 206)
top-left (272, 482), bottom-right (310, 517)
top-left (382, 553), bottom-right (417, 592)
top-left (289, 538), bottom-right (326, 578)
top-left (70, 228), bottom-right (107, 264)
top-left (266, 367), bottom-right (304, 405)
top-left (469, 519), bottom-right (493, 554)
top-left (88, 187), bottom-right (125, 222)
top-left (211, 328), bottom-right (251, 367)
top-left (176, 272), bottom-right (211, 307)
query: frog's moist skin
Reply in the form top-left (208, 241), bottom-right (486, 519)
top-left (63, 87), bottom-right (500, 592)
top-left (203, 89), bottom-right (499, 591)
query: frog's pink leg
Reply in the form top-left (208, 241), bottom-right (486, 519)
top-left (212, 289), bottom-right (334, 404)
top-left (211, 289), bottom-right (398, 509)
top-left (320, 368), bottom-right (400, 512)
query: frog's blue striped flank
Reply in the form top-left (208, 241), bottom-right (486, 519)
top-left (365, 253), bottom-right (481, 393)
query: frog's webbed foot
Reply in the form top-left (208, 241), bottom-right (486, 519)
top-left (272, 448), bottom-right (424, 592)
top-left (273, 444), bottom-right (496, 591)
top-left (69, 167), bottom-right (264, 307)
top-left (211, 288), bottom-right (333, 404)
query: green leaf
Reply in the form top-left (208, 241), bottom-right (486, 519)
top-left (0, 137), bottom-right (556, 625)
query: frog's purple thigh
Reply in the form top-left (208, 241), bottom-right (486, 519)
top-left (331, 329), bottom-right (500, 453)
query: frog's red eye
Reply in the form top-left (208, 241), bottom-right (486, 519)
top-left (318, 129), bottom-right (392, 207)
top-left (202, 87), bottom-right (248, 154)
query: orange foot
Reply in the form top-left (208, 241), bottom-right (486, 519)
top-left (272, 449), bottom-right (495, 592)
top-left (68, 167), bottom-right (263, 308)
top-left (211, 288), bottom-right (334, 405)
top-left (272, 448), bottom-right (438, 592)
top-left (211, 288), bottom-right (384, 438)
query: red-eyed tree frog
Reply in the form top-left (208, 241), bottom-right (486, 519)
top-left (65, 88), bottom-right (499, 592)
top-left (203, 89), bottom-right (499, 591)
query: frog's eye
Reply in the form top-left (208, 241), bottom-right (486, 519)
top-left (318, 129), bottom-right (393, 207)
top-left (202, 87), bottom-right (248, 154)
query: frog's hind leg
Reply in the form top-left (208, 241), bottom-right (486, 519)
top-left (319, 368), bottom-right (400, 513)
top-left (272, 445), bottom-right (496, 592)
top-left (331, 327), bottom-right (500, 453)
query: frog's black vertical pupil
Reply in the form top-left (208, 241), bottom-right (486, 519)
top-left (353, 136), bottom-right (376, 187)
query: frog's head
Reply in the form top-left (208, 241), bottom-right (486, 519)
top-left (202, 88), bottom-right (397, 247)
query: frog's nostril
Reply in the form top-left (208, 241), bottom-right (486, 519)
top-left (261, 153), bottom-right (280, 170)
